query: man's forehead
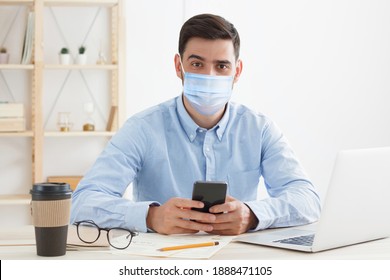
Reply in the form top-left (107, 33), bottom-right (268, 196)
top-left (183, 38), bottom-right (235, 62)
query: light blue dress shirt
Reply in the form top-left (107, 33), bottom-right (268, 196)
top-left (71, 96), bottom-right (321, 232)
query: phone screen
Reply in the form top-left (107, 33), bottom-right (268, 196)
top-left (191, 181), bottom-right (227, 213)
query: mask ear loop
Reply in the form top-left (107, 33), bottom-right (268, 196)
top-left (178, 54), bottom-right (186, 89)
top-left (178, 54), bottom-right (186, 80)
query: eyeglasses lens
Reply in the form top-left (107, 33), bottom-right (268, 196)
top-left (77, 221), bottom-right (100, 243)
top-left (108, 228), bottom-right (133, 249)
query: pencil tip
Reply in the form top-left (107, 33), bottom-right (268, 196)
top-left (215, 241), bottom-right (219, 245)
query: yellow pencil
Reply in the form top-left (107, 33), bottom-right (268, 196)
top-left (159, 241), bottom-right (220, 251)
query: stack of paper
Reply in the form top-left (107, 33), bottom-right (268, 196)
top-left (113, 232), bottom-right (235, 259)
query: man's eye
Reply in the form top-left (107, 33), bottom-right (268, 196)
top-left (218, 64), bottom-right (228, 69)
top-left (191, 62), bottom-right (202, 67)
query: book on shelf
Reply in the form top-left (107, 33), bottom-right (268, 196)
top-left (0, 118), bottom-right (25, 132)
top-left (106, 105), bottom-right (117, 131)
top-left (0, 103), bottom-right (24, 118)
top-left (20, 11), bottom-right (35, 65)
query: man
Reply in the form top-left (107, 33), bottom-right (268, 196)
top-left (71, 14), bottom-right (321, 235)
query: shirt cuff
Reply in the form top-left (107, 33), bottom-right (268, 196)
top-left (124, 201), bottom-right (160, 232)
top-left (146, 203), bottom-right (160, 232)
top-left (245, 200), bottom-right (274, 231)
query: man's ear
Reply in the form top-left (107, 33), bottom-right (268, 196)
top-left (233, 59), bottom-right (243, 83)
top-left (174, 54), bottom-right (183, 80)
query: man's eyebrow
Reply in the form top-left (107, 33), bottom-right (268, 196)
top-left (187, 55), bottom-right (232, 65)
top-left (215, 59), bottom-right (232, 65)
top-left (187, 54), bottom-right (205, 61)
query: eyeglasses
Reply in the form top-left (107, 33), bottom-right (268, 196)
top-left (74, 220), bottom-right (138, 250)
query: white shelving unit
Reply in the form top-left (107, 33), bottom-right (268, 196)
top-left (0, 0), bottom-right (125, 205)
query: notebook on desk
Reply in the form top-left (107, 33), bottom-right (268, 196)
top-left (236, 146), bottom-right (390, 252)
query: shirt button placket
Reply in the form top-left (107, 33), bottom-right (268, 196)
top-left (203, 131), bottom-right (216, 180)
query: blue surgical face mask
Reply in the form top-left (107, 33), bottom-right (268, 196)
top-left (182, 66), bottom-right (235, 116)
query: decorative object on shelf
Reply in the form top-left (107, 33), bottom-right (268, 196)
top-left (59, 47), bottom-right (70, 65)
top-left (77, 45), bottom-right (87, 65)
top-left (96, 41), bottom-right (107, 64)
top-left (82, 102), bottom-right (95, 131)
top-left (57, 112), bottom-right (73, 132)
top-left (0, 47), bottom-right (9, 64)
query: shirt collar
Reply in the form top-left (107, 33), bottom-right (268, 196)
top-left (176, 95), bottom-right (230, 142)
top-left (176, 96), bottom-right (199, 142)
top-left (216, 102), bottom-right (230, 141)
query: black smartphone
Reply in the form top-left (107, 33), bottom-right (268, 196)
top-left (191, 181), bottom-right (227, 213)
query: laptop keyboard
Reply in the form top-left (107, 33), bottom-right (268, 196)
top-left (273, 234), bottom-right (315, 246)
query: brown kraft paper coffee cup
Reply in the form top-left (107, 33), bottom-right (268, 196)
top-left (30, 182), bottom-right (72, 256)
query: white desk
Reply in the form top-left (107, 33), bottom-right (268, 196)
top-left (1, 225), bottom-right (389, 260)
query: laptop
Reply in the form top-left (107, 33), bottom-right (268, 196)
top-left (236, 146), bottom-right (390, 252)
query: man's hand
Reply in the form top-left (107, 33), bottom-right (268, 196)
top-left (146, 197), bottom-right (217, 235)
top-left (206, 195), bottom-right (259, 235)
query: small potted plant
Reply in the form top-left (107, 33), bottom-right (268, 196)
top-left (77, 45), bottom-right (87, 65)
top-left (0, 47), bottom-right (9, 64)
top-left (59, 47), bottom-right (70, 65)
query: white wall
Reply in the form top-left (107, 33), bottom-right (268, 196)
top-left (126, 0), bottom-right (184, 114)
top-left (126, 0), bottom-right (390, 200)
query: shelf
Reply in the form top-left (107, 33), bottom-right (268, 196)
top-left (44, 0), bottom-right (119, 7)
top-left (0, 194), bottom-right (30, 205)
top-left (0, 131), bottom-right (33, 137)
top-left (44, 64), bottom-right (118, 70)
top-left (0, 64), bottom-right (34, 70)
top-left (44, 131), bottom-right (115, 137)
top-left (0, 0), bottom-right (33, 5)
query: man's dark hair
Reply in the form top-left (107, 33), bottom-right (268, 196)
top-left (178, 14), bottom-right (240, 60)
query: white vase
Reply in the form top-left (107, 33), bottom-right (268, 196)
top-left (0, 53), bottom-right (10, 64)
top-left (59, 54), bottom-right (71, 65)
top-left (77, 54), bottom-right (87, 65)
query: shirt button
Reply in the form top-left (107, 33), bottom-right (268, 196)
top-left (206, 147), bottom-right (210, 152)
